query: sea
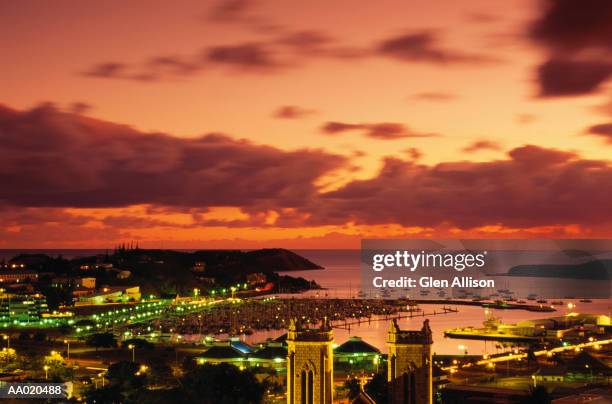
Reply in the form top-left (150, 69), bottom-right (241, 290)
top-left (1, 249), bottom-right (610, 355)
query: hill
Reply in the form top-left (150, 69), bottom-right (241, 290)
top-left (506, 260), bottom-right (612, 280)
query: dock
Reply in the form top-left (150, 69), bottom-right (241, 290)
top-left (333, 306), bottom-right (458, 331)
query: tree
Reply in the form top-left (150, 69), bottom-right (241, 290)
top-left (122, 338), bottom-right (154, 350)
top-left (39, 285), bottom-right (73, 311)
top-left (58, 324), bottom-right (72, 336)
top-left (105, 360), bottom-right (147, 402)
top-left (148, 360), bottom-right (173, 386)
top-left (107, 361), bottom-right (146, 387)
top-left (44, 351), bottom-right (72, 381)
top-left (86, 333), bottom-right (117, 351)
top-left (179, 363), bottom-right (264, 404)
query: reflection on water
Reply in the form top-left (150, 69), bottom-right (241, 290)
top-left (244, 300), bottom-right (611, 355)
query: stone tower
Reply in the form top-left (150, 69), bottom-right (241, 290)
top-left (286, 317), bottom-right (334, 404)
top-left (387, 319), bottom-right (433, 404)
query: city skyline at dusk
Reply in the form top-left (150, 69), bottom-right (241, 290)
top-left (2, 0), bottom-right (612, 248)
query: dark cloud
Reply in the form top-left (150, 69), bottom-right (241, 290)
top-left (536, 58), bottom-right (612, 97)
top-left (321, 121), bottom-right (438, 140)
top-left (2, 104), bottom-right (612, 233)
top-left (81, 62), bottom-right (127, 79)
top-left (276, 30), bottom-right (333, 51)
top-left (273, 105), bottom-right (316, 119)
top-left (0, 104), bottom-right (346, 210)
top-left (146, 55), bottom-right (203, 76)
top-left (275, 30), bottom-right (366, 59)
top-left (462, 140), bottom-right (502, 153)
top-left (404, 147), bottom-right (423, 160)
top-left (377, 31), bottom-right (497, 64)
top-left (530, 0), bottom-right (612, 52)
top-left (530, 0), bottom-right (612, 96)
top-left (315, 145), bottom-right (612, 229)
top-left (206, 42), bottom-right (280, 70)
top-left (322, 121), bottom-right (367, 134)
top-left (80, 26), bottom-right (364, 81)
top-left (586, 122), bottom-right (612, 143)
top-left (81, 27), bottom-right (495, 82)
top-left (411, 92), bottom-right (456, 101)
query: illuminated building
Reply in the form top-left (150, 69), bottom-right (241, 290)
top-left (286, 317), bottom-right (334, 404)
top-left (334, 336), bottom-right (381, 373)
top-left (0, 270), bottom-right (38, 284)
top-left (387, 319), bottom-right (433, 404)
top-left (0, 292), bottom-right (49, 324)
top-left (74, 286), bottom-right (141, 306)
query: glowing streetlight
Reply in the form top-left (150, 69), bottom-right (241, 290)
top-left (43, 365), bottom-right (49, 380)
top-left (128, 344), bottom-right (135, 362)
top-left (2, 334), bottom-right (9, 350)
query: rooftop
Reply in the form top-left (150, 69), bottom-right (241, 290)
top-left (198, 344), bottom-right (246, 359)
top-left (335, 336), bottom-right (380, 354)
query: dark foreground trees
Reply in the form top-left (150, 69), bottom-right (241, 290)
top-left (178, 363), bottom-right (265, 404)
top-left (85, 361), bottom-right (265, 404)
top-left (86, 332), bottom-right (117, 350)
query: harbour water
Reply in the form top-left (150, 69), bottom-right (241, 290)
top-left (1, 249), bottom-right (610, 355)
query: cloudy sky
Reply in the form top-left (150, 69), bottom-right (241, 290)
top-left (1, 0), bottom-right (612, 248)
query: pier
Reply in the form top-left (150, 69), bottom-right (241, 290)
top-left (333, 306), bottom-right (458, 331)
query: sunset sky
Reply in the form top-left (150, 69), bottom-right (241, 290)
top-left (1, 0), bottom-right (612, 248)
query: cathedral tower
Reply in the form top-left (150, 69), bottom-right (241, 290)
top-left (286, 317), bottom-right (334, 404)
top-left (387, 319), bottom-right (433, 404)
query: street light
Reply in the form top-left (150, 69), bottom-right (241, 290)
top-left (43, 365), bottom-right (49, 380)
top-left (64, 339), bottom-right (70, 360)
top-left (128, 344), bottom-right (135, 362)
top-left (2, 334), bottom-right (9, 350)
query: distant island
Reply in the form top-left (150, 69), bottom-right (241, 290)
top-left (503, 259), bottom-right (612, 280)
